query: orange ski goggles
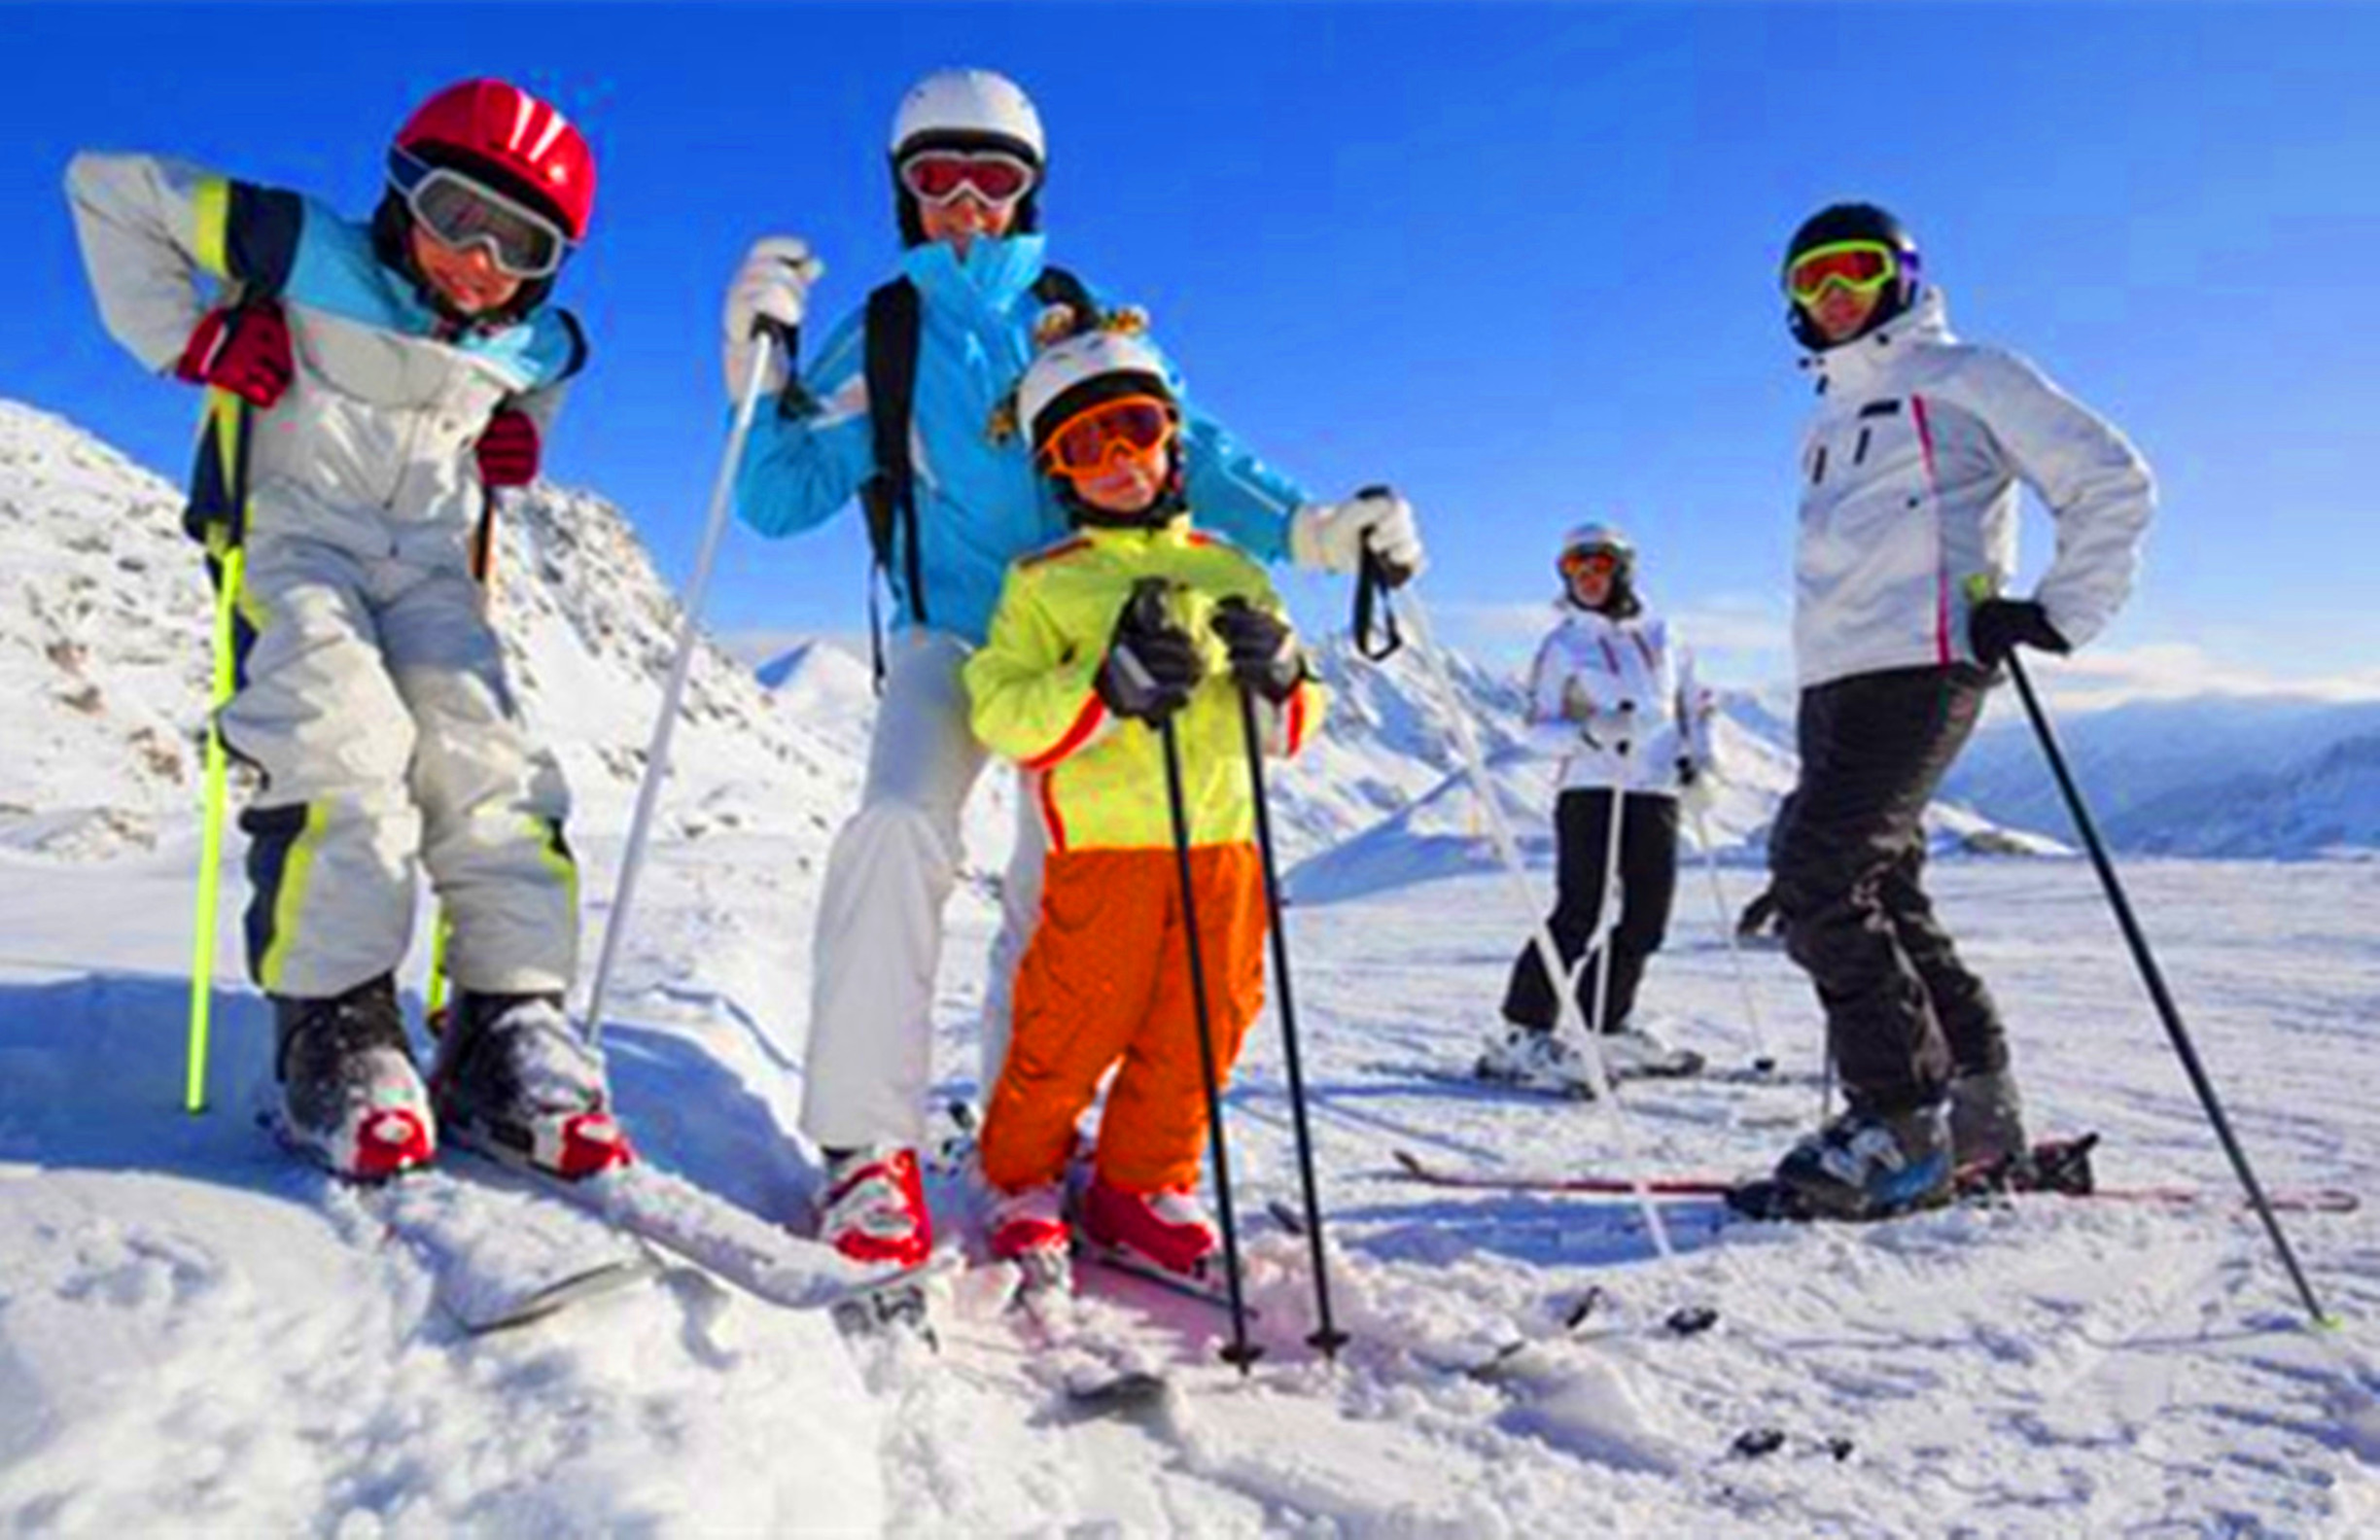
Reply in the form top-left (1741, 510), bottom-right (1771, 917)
top-left (1038, 395), bottom-right (1178, 481)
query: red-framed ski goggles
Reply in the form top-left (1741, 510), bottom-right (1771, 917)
top-left (389, 150), bottom-right (576, 279)
top-left (1558, 546), bottom-right (1622, 581)
top-left (1783, 239), bottom-right (1901, 306)
top-left (1039, 395), bottom-right (1178, 481)
top-left (897, 148), bottom-right (1038, 210)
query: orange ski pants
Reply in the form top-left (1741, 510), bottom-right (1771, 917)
top-left (978, 842), bottom-right (1267, 1196)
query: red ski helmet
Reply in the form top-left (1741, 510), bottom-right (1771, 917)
top-left (393, 79), bottom-right (595, 240)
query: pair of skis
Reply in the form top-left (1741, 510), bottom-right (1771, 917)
top-left (308, 1135), bottom-right (945, 1336)
top-left (1384, 1135), bottom-right (2360, 1217)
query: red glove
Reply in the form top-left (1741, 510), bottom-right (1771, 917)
top-left (475, 407), bottom-right (541, 488)
top-left (174, 302), bottom-right (292, 408)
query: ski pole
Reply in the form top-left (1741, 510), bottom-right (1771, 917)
top-left (1999, 643), bottom-right (2333, 1327)
top-left (1582, 706), bottom-right (1635, 1046)
top-left (1685, 800), bottom-right (1778, 1075)
top-left (1219, 599), bottom-right (1345, 1359)
top-left (188, 541), bottom-right (243, 1114)
top-left (186, 385), bottom-right (254, 1116)
top-left (1138, 581), bottom-right (1262, 1372)
top-left (583, 326), bottom-right (789, 1046)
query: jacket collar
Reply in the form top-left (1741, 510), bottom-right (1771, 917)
top-left (901, 232), bottom-right (1050, 315)
top-left (1799, 286), bottom-right (1955, 396)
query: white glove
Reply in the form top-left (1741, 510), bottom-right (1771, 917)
top-left (1288, 488), bottom-right (1426, 579)
top-left (721, 236), bottom-right (824, 400)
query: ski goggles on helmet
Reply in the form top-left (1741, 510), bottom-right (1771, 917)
top-left (1038, 395), bottom-right (1177, 481)
top-left (1558, 546), bottom-right (1623, 581)
top-left (390, 150), bottom-right (575, 279)
top-left (1783, 239), bottom-right (1901, 306)
top-left (897, 149), bottom-right (1038, 210)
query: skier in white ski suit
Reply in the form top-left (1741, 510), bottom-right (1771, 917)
top-left (1478, 524), bottom-right (1716, 1093)
top-left (65, 80), bottom-right (630, 1183)
top-left (1762, 202), bottom-right (2154, 1220)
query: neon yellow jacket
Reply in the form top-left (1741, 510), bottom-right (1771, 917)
top-left (966, 520), bottom-right (1324, 854)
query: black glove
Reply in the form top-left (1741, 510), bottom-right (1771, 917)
top-left (1212, 599), bottom-right (1307, 703)
top-left (1095, 585), bottom-right (1202, 723)
top-left (1968, 598), bottom-right (2071, 666)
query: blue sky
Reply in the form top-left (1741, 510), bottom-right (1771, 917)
top-left (18, 3), bottom-right (2380, 701)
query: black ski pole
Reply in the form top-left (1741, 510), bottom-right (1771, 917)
top-left (2003, 648), bottom-right (2334, 1327)
top-left (1219, 601), bottom-right (1347, 1359)
top-left (1139, 583), bottom-right (1263, 1372)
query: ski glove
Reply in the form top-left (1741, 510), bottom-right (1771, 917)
top-left (721, 235), bottom-right (824, 400)
top-left (475, 408), bottom-right (540, 488)
top-left (1096, 593), bottom-right (1203, 724)
top-left (1968, 599), bottom-right (2070, 666)
top-left (1212, 600), bottom-right (1308, 704)
top-left (1288, 489), bottom-right (1426, 582)
top-left (174, 301), bottom-right (293, 409)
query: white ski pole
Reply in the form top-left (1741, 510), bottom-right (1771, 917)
top-left (1686, 800), bottom-right (1778, 1075)
top-left (582, 329), bottom-right (786, 1045)
top-left (1582, 707), bottom-right (1634, 1047)
top-left (1397, 589), bottom-right (1695, 1274)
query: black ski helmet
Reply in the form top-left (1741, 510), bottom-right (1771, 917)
top-left (1782, 202), bottom-right (1922, 351)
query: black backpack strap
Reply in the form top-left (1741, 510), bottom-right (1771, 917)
top-left (862, 280), bottom-right (927, 648)
top-left (1029, 264), bottom-right (1095, 320)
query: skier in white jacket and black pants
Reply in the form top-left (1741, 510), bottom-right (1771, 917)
top-left (1480, 523), bottom-right (1714, 1094)
top-left (1763, 203), bottom-right (2153, 1220)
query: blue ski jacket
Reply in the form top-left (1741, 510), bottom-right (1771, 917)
top-left (734, 232), bottom-right (1310, 647)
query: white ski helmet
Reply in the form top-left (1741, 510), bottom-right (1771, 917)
top-left (1017, 316), bottom-right (1175, 460)
top-left (890, 68), bottom-right (1046, 163)
top-left (1559, 521), bottom-right (1634, 565)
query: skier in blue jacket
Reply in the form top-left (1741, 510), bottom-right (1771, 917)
top-left (722, 68), bottom-right (1426, 1269)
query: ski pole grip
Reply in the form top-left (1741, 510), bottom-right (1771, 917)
top-left (1349, 486), bottom-right (1406, 663)
top-left (754, 319), bottom-right (811, 420)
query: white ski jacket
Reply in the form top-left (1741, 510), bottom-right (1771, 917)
top-left (1793, 289), bottom-right (2153, 688)
top-left (1522, 604), bottom-right (1713, 796)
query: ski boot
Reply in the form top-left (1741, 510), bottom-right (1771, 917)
top-left (431, 993), bottom-right (632, 1180)
top-left (1474, 1026), bottom-right (1599, 1099)
top-left (1600, 1024), bottom-right (1707, 1080)
top-left (1947, 1068), bottom-right (2029, 1173)
top-left (1754, 1102), bottom-right (1953, 1221)
top-left (987, 1180), bottom-right (1072, 1293)
top-left (818, 1145), bottom-right (933, 1270)
top-left (1079, 1176), bottom-right (1219, 1281)
top-left (273, 974), bottom-right (436, 1180)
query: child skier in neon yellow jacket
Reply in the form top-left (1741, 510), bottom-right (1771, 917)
top-left (963, 309), bottom-right (1323, 1282)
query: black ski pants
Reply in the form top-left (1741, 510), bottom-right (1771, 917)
top-left (1503, 788), bottom-right (1679, 1035)
top-left (1768, 663), bottom-right (2007, 1114)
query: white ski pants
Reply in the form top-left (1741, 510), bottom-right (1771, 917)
top-left (223, 534), bottom-right (577, 1001)
top-left (800, 630), bottom-right (1043, 1150)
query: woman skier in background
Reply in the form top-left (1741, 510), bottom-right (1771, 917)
top-left (1477, 523), bottom-right (1716, 1095)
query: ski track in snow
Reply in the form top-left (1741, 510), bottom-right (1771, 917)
top-left (4, 831), bottom-right (2379, 1535)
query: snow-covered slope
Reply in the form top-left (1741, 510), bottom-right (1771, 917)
top-left (0, 399), bottom-right (855, 864)
top-left (7, 837), bottom-right (2380, 1534)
